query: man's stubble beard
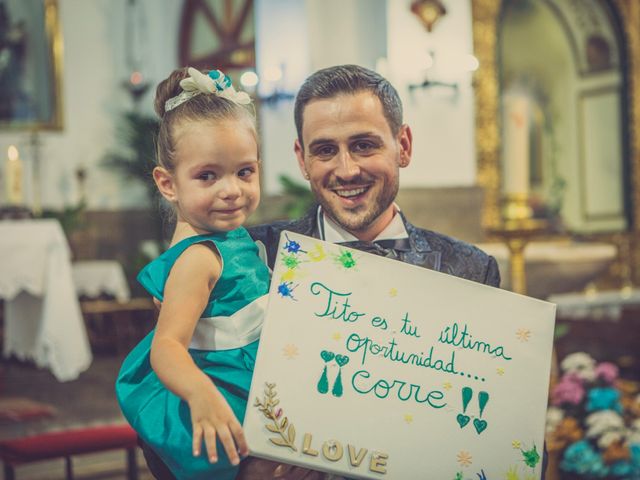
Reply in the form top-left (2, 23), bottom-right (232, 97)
top-left (314, 176), bottom-right (399, 233)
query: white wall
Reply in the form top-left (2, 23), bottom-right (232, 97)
top-left (1, 0), bottom-right (479, 209)
top-left (254, 0), bottom-right (309, 195)
top-left (386, 0), bottom-right (477, 187)
top-left (257, 0), bottom-right (477, 194)
top-left (306, 0), bottom-right (387, 73)
top-left (0, 0), bottom-right (180, 210)
top-left (256, 0), bottom-right (388, 195)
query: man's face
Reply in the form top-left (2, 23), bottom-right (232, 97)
top-left (295, 91), bottom-right (412, 241)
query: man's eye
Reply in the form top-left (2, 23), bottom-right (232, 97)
top-left (352, 141), bottom-right (375, 153)
top-left (197, 172), bottom-right (216, 181)
top-left (238, 167), bottom-right (255, 178)
top-left (313, 145), bottom-right (337, 157)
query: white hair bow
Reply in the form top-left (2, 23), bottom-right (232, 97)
top-left (165, 67), bottom-right (251, 112)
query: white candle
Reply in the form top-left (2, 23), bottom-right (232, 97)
top-left (6, 145), bottom-right (24, 205)
top-left (502, 94), bottom-right (530, 195)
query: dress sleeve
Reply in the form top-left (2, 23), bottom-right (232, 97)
top-left (135, 235), bottom-right (222, 302)
top-left (136, 260), bottom-right (166, 301)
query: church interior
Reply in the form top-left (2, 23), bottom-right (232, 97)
top-left (1, 0), bottom-right (639, 478)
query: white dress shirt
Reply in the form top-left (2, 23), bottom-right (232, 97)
top-left (318, 205), bottom-right (409, 243)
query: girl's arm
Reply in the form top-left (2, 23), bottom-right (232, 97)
top-left (150, 243), bottom-right (247, 466)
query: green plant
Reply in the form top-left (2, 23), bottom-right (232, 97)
top-left (102, 111), bottom-right (159, 201)
top-left (103, 111), bottom-right (165, 243)
top-left (278, 174), bottom-right (315, 219)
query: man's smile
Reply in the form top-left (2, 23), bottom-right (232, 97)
top-left (330, 185), bottom-right (373, 206)
top-left (333, 186), bottom-right (370, 198)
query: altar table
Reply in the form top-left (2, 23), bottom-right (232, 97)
top-left (72, 260), bottom-right (130, 302)
top-left (0, 219), bottom-right (92, 381)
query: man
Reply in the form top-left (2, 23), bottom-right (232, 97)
top-left (142, 64), bottom-right (501, 479)
top-left (242, 64), bottom-right (504, 479)
top-left (250, 64), bottom-right (499, 285)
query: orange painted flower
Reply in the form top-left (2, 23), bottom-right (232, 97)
top-left (456, 450), bottom-right (472, 468)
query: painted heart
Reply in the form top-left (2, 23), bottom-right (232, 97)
top-left (320, 351), bottom-right (335, 363)
top-left (456, 414), bottom-right (470, 428)
top-left (335, 354), bottom-right (350, 367)
top-left (473, 418), bottom-right (488, 434)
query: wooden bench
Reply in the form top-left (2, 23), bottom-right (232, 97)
top-left (0, 424), bottom-right (139, 480)
top-left (79, 298), bottom-right (156, 354)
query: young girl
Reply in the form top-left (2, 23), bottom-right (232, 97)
top-left (116, 66), bottom-right (270, 480)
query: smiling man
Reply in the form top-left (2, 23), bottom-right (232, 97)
top-left (238, 65), bottom-right (505, 480)
top-left (251, 64), bottom-right (500, 286)
top-left (295, 90), bottom-right (408, 241)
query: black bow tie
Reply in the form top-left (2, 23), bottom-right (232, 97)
top-left (337, 238), bottom-right (411, 258)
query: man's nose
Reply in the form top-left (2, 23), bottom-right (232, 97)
top-left (334, 150), bottom-right (360, 179)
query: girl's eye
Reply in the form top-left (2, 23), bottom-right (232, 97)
top-left (197, 172), bottom-right (216, 181)
top-left (238, 167), bottom-right (255, 178)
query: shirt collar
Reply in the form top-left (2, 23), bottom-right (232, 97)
top-left (317, 205), bottom-right (408, 243)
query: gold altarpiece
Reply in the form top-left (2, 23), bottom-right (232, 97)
top-left (472, 0), bottom-right (640, 285)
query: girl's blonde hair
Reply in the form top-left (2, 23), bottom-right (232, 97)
top-left (153, 67), bottom-right (257, 171)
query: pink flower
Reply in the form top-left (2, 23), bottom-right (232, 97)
top-left (595, 362), bottom-right (619, 384)
top-left (552, 374), bottom-right (585, 406)
top-left (563, 372), bottom-right (583, 384)
top-left (275, 408), bottom-right (283, 419)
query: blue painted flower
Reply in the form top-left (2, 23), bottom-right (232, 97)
top-left (277, 281), bottom-right (298, 300)
top-left (586, 387), bottom-right (622, 413)
top-left (283, 234), bottom-right (306, 254)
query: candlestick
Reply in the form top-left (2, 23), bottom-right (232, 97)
top-left (503, 94), bottom-right (531, 195)
top-left (5, 145), bottom-right (24, 205)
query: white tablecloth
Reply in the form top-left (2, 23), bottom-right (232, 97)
top-left (0, 219), bottom-right (92, 381)
top-left (72, 260), bottom-right (130, 302)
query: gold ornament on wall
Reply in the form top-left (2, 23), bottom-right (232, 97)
top-left (410, 0), bottom-right (447, 33)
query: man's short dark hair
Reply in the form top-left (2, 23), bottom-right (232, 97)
top-left (294, 64), bottom-right (403, 146)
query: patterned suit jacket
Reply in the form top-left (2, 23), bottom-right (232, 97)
top-left (248, 207), bottom-right (501, 288)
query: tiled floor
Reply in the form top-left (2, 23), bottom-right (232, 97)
top-left (1, 354), bottom-right (153, 479)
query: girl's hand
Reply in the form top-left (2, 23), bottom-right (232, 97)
top-left (188, 384), bottom-right (248, 466)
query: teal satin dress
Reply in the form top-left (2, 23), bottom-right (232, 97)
top-left (115, 227), bottom-right (270, 480)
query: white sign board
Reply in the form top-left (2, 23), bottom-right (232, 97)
top-left (245, 232), bottom-right (556, 479)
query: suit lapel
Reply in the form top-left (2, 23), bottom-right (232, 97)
top-left (266, 208), bottom-right (318, 267)
top-left (287, 208), bottom-right (319, 237)
top-left (401, 213), bottom-right (442, 272)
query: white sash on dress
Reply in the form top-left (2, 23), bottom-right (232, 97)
top-left (189, 294), bottom-right (268, 350)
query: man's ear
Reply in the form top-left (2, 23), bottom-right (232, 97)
top-left (397, 124), bottom-right (413, 168)
top-left (294, 139), bottom-right (309, 180)
top-left (153, 166), bottom-right (177, 202)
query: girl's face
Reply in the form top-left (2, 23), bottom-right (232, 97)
top-left (160, 118), bottom-right (260, 234)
